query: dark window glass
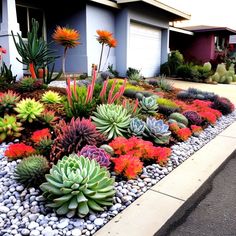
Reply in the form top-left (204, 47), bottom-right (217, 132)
top-left (16, 6), bottom-right (28, 38)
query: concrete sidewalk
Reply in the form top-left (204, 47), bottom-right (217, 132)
top-left (167, 151), bottom-right (236, 236)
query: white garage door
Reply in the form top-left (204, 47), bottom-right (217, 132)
top-left (129, 22), bottom-right (162, 77)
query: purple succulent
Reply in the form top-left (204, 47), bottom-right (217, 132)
top-left (79, 145), bottom-right (111, 168)
top-left (183, 111), bottom-right (202, 125)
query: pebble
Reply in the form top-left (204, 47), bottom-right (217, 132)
top-left (42, 226), bottom-right (55, 236)
top-left (0, 206), bottom-right (9, 213)
top-left (57, 219), bottom-right (70, 229)
top-left (71, 228), bottom-right (82, 236)
top-left (21, 229), bottom-right (30, 235)
top-left (94, 218), bottom-right (104, 226)
top-left (30, 229), bottom-right (40, 236)
top-left (28, 221), bottom-right (39, 230)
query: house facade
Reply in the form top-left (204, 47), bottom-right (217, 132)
top-left (170, 25), bottom-right (236, 64)
top-left (0, 0), bottom-right (190, 79)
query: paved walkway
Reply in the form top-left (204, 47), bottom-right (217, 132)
top-left (167, 151), bottom-right (236, 236)
top-left (168, 79), bottom-right (236, 105)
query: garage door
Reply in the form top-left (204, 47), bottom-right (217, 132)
top-left (129, 22), bottom-right (162, 77)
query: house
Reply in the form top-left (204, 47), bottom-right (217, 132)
top-left (0, 0), bottom-right (190, 79)
top-left (169, 25), bottom-right (236, 64)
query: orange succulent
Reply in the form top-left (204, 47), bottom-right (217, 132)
top-left (96, 30), bottom-right (113, 44)
top-left (52, 26), bottom-right (80, 48)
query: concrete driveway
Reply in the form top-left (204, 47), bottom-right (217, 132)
top-left (168, 79), bottom-right (236, 105)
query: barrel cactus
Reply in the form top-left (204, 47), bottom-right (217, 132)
top-left (14, 155), bottom-right (50, 187)
top-left (145, 117), bottom-right (171, 144)
top-left (139, 96), bottom-right (158, 114)
top-left (128, 118), bottom-right (146, 137)
top-left (169, 112), bottom-right (189, 126)
top-left (79, 145), bottom-right (111, 168)
top-left (40, 154), bottom-right (115, 218)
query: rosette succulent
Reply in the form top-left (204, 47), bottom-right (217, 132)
top-left (139, 96), bottom-right (158, 114)
top-left (0, 115), bottom-right (23, 142)
top-left (92, 104), bottom-right (131, 140)
top-left (0, 90), bottom-right (21, 114)
top-left (40, 154), bottom-right (115, 218)
top-left (41, 90), bottom-right (62, 104)
top-left (182, 111), bottom-right (202, 125)
top-left (145, 117), bottom-right (171, 144)
top-left (14, 155), bottom-right (50, 187)
top-left (14, 98), bottom-right (44, 122)
top-left (128, 118), bottom-right (146, 137)
top-left (79, 145), bottom-right (111, 168)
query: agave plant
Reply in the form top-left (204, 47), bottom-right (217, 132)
top-left (139, 96), bottom-right (158, 114)
top-left (50, 118), bottom-right (105, 162)
top-left (0, 115), bottom-right (23, 143)
top-left (40, 154), bottom-right (115, 218)
top-left (92, 104), bottom-right (131, 140)
top-left (14, 155), bottom-right (50, 187)
top-left (128, 118), bottom-right (146, 137)
top-left (79, 145), bottom-right (111, 168)
top-left (145, 117), bottom-right (171, 144)
top-left (0, 90), bottom-right (21, 114)
top-left (14, 98), bottom-right (44, 123)
top-left (41, 90), bottom-right (62, 104)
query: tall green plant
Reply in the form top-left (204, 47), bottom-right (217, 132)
top-left (11, 19), bottom-right (56, 78)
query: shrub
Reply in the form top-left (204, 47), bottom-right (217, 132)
top-left (41, 90), bottom-right (62, 104)
top-left (40, 154), bottom-right (115, 217)
top-left (92, 104), bottom-right (131, 140)
top-left (126, 67), bottom-right (141, 78)
top-left (14, 155), bottom-right (50, 187)
top-left (79, 145), bottom-right (111, 168)
top-left (176, 64), bottom-right (193, 79)
top-left (5, 143), bottom-right (35, 160)
top-left (107, 64), bottom-right (119, 77)
top-left (50, 118), bottom-right (105, 162)
top-left (14, 98), bottom-right (44, 123)
top-left (0, 115), bottom-right (23, 143)
top-left (112, 154), bottom-right (143, 179)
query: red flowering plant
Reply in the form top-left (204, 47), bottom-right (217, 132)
top-left (4, 143), bottom-right (35, 160)
top-left (175, 128), bottom-right (192, 141)
top-left (111, 154), bottom-right (143, 179)
top-left (31, 128), bottom-right (51, 143)
top-left (190, 125), bottom-right (203, 136)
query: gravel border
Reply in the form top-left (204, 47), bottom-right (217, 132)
top-left (0, 110), bottom-right (236, 236)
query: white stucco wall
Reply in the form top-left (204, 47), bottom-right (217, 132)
top-left (86, 4), bottom-right (116, 75)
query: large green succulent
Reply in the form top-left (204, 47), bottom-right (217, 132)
top-left (41, 90), bottom-right (62, 104)
top-left (14, 98), bottom-right (44, 122)
top-left (139, 96), bottom-right (158, 114)
top-left (0, 115), bottom-right (23, 142)
top-left (92, 104), bottom-right (131, 140)
top-left (14, 155), bottom-right (50, 187)
top-left (40, 154), bottom-right (115, 218)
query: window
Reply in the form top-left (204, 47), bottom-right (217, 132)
top-left (16, 5), bottom-right (45, 39)
top-left (215, 35), bottom-right (227, 51)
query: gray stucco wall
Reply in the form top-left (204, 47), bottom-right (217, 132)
top-left (86, 4), bottom-right (116, 75)
top-left (46, 4), bottom-right (87, 74)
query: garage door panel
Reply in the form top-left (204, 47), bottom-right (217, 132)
top-left (129, 22), bottom-right (162, 77)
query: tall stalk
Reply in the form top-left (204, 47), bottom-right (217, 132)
top-left (62, 47), bottom-right (68, 76)
top-left (98, 43), bottom-right (104, 72)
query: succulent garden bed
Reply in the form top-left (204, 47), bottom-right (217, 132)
top-left (0, 71), bottom-right (236, 236)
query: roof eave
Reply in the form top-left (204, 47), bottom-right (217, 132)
top-left (89, 0), bottom-right (120, 9)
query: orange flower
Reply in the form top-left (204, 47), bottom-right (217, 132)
top-left (96, 30), bottom-right (113, 44)
top-left (108, 37), bottom-right (117, 48)
top-left (52, 26), bottom-right (80, 48)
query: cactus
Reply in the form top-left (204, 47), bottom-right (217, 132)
top-left (169, 112), bottom-right (188, 126)
top-left (14, 155), bottom-right (50, 187)
top-left (40, 154), bottom-right (115, 218)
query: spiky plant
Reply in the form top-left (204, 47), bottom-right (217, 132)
top-left (50, 118), bottom-right (105, 162)
top-left (40, 154), bottom-right (115, 218)
top-left (14, 98), bottom-right (44, 123)
top-left (139, 96), bottom-right (158, 114)
top-left (92, 104), bottom-right (131, 140)
top-left (211, 97), bottom-right (235, 115)
top-left (41, 90), bottom-right (62, 104)
top-left (14, 155), bottom-right (50, 187)
top-left (145, 117), bottom-right (171, 144)
top-left (155, 76), bottom-right (174, 92)
top-left (128, 118), bottom-right (146, 137)
top-left (0, 115), bottom-right (23, 142)
top-left (0, 90), bottom-right (21, 114)
top-left (40, 109), bottom-right (59, 126)
top-left (79, 145), bottom-right (111, 168)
